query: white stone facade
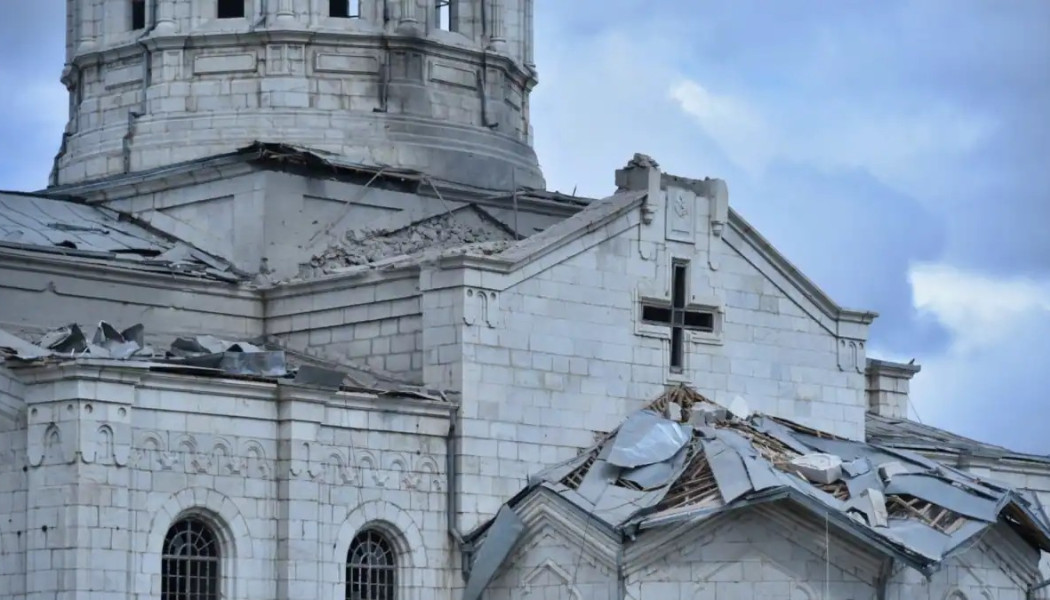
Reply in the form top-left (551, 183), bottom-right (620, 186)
top-left (0, 363), bottom-right (452, 600)
top-left (5, 151), bottom-right (1050, 598)
top-left (485, 495), bottom-right (1043, 600)
top-left (54, 0), bottom-right (543, 190)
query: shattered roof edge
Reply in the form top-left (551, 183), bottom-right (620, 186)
top-left (6, 356), bottom-right (453, 406)
top-left (0, 245), bottom-right (253, 290)
top-left (44, 142), bottom-right (594, 213)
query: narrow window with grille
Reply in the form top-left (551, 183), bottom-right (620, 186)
top-left (346, 529), bottom-right (398, 600)
top-left (162, 517), bottom-right (221, 600)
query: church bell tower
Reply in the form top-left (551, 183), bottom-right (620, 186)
top-left (53, 0), bottom-right (544, 191)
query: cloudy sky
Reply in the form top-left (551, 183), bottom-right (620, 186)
top-left (1, 2), bottom-right (1048, 452)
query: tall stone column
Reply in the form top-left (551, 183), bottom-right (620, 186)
top-left (487, 0), bottom-right (506, 51)
top-left (154, 0), bottom-right (179, 35)
top-left (76, 0), bottom-right (97, 53)
top-left (397, 0), bottom-right (420, 34)
top-left (274, 0), bottom-right (298, 27)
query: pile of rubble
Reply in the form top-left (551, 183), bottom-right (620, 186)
top-left (305, 209), bottom-right (516, 276)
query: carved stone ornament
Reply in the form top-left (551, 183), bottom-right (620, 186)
top-left (123, 431), bottom-right (444, 491)
top-left (463, 287), bottom-right (501, 328)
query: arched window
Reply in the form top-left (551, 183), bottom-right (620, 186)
top-left (346, 528), bottom-right (398, 600)
top-left (162, 517), bottom-right (221, 600)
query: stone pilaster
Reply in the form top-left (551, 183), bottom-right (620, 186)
top-left (76, 0), bottom-right (97, 53)
top-left (275, 384), bottom-right (325, 600)
top-left (24, 371), bottom-right (136, 599)
top-left (865, 358), bottom-right (921, 420)
top-left (487, 0), bottom-right (506, 50)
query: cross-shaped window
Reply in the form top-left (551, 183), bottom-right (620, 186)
top-left (640, 260), bottom-right (715, 372)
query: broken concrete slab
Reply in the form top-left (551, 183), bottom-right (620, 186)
top-left (789, 453), bottom-right (844, 485)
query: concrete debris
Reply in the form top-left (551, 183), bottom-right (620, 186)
top-left (489, 385), bottom-right (1050, 588)
top-left (305, 206), bottom-right (516, 275)
top-left (728, 395), bottom-right (752, 420)
top-left (790, 453), bottom-right (844, 485)
top-left (689, 405), bottom-right (728, 427)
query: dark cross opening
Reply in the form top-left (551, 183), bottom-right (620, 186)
top-left (640, 260), bottom-right (714, 372)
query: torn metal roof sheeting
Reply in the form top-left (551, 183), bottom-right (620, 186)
top-left (867, 411), bottom-right (1050, 465)
top-left (479, 385), bottom-right (1050, 593)
top-left (607, 409), bottom-right (691, 468)
top-left (0, 191), bottom-right (241, 281)
top-left (1, 324), bottom-right (445, 401)
top-left (461, 505), bottom-right (526, 600)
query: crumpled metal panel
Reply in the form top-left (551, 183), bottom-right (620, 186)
top-left (461, 505), bottom-right (526, 600)
top-left (528, 452), bottom-right (594, 487)
top-left (885, 474), bottom-right (999, 522)
top-left (703, 438), bottom-right (752, 504)
top-left (845, 469), bottom-right (883, 499)
top-left (883, 519), bottom-right (952, 561)
top-left (620, 444), bottom-right (690, 491)
top-left (0, 329), bottom-right (51, 360)
top-left (176, 351), bottom-right (288, 377)
top-left (750, 415), bottom-right (813, 455)
top-left (294, 364), bottom-right (347, 389)
top-left (607, 410), bottom-right (691, 468)
top-left (594, 486), bottom-right (660, 526)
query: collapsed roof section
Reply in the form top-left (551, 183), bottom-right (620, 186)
top-left (463, 387), bottom-right (1050, 597)
top-left (0, 322), bottom-right (444, 400)
top-left (303, 203), bottom-right (520, 279)
top-left (0, 191), bottom-right (242, 282)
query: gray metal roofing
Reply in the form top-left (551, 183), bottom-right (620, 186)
top-left (866, 412), bottom-right (1050, 465)
top-left (0, 191), bottom-right (240, 281)
top-left (475, 387), bottom-right (1050, 583)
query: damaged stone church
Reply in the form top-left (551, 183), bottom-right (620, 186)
top-left (2, 1), bottom-right (1050, 599)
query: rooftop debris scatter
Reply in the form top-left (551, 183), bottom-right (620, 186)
top-left (0, 192), bottom-right (242, 281)
top-left (464, 385), bottom-right (1050, 598)
top-left (305, 205), bottom-right (516, 276)
top-left (0, 323), bottom-right (445, 400)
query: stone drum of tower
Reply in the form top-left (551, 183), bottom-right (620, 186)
top-left (53, 0), bottom-right (544, 191)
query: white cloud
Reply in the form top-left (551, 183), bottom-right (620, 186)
top-left (666, 74), bottom-right (995, 199)
top-left (668, 80), bottom-right (772, 175)
top-left (908, 262), bottom-right (1050, 352)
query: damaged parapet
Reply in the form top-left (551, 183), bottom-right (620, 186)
top-left (0, 322), bottom-right (444, 399)
top-left (462, 386), bottom-right (1050, 599)
top-left (866, 358), bottom-right (922, 419)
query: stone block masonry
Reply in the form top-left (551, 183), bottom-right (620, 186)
top-left (5, 364), bottom-right (454, 599)
top-left (54, 1), bottom-right (544, 191)
top-left (266, 273), bottom-right (425, 381)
